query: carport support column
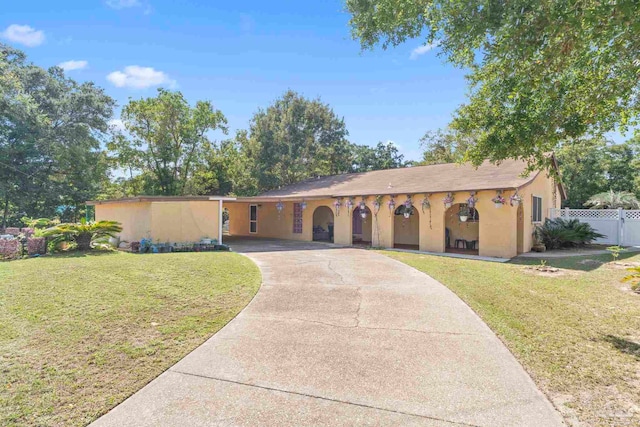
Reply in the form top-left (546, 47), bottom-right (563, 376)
top-left (219, 200), bottom-right (223, 245)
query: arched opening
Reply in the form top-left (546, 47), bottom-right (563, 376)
top-left (393, 204), bottom-right (419, 249)
top-left (445, 203), bottom-right (479, 255)
top-left (516, 203), bottom-right (524, 254)
top-left (312, 206), bottom-right (334, 242)
top-left (352, 206), bottom-right (372, 247)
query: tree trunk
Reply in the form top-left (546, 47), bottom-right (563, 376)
top-left (76, 233), bottom-right (92, 251)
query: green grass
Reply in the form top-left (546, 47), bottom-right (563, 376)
top-left (0, 251), bottom-right (261, 427)
top-left (381, 250), bottom-right (640, 427)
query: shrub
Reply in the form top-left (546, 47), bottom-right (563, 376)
top-left (622, 267), bottom-right (640, 293)
top-left (42, 219), bottom-right (123, 251)
top-left (535, 218), bottom-right (605, 249)
top-left (0, 238), bottom-right (22, 260)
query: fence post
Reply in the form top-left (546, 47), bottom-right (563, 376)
top-left (618, 208), bottom-right (623, 245)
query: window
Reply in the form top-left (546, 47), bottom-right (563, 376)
top-left (532, 196), bottom-right (543, 223)
top-left (249, 205), bottom-right (258, 233)
top-left (293, 203), bottom-right (303, 234)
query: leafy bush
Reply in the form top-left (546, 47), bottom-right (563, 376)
top-left (42, 219), bottom-right (122, 251)
top-left (622, 267), bottom-right (640, 293)
top-left (535, 218), bottom-right (605, 249)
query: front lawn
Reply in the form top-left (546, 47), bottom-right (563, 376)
top-left (382, 250), bottom-right (640, 427)
top-left (0, 251), bottom-right (261, 426)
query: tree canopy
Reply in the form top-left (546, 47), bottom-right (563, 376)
top-left (109, 89), bottom-right (228, 195)
top-left (0, 43), bottom-right (114, 228)
top-left (346, 0), bottom-right (640, 170)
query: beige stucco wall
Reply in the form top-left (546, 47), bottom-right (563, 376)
top-left (95, 200), bottom-right (220, 243)
top-left (150, 201), bottom-right (220, 243)
top-left (516, 171), bottom-right (562, 252)
top-left (95, 202), bottom-right (151, 242)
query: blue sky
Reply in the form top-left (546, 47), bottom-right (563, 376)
top-left (6, 1), bottom-right (626, 162)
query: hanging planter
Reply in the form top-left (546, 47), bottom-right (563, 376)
top-left (467, 191), bottom-right (478, 208)
top-left (510, 193), bottom-right (522, 207)
top-left (492, 191), bottom-right (506, 208)
top-left (443, 192), bottom-right (455, 209)
top-left (403, 197), bottom-right (413, 219)
top-left (333, 198), bottom-right (341, 216)
top-left (300, 200), bottom-right (307, 211)
top-left (358, 200), bottom-right (367, 219)
top-left (346, 197), bottom-right (354, 213)
top-left (373, 195), bottom-right (382, 215)
top-left (388, 197), bottom-right (396, 214)
top-left (276, 201), bottom-right (284, 213)
top-left (421, 194), bottom-right (431, 213)
top-left (459, 205), bottom-right (470, 222)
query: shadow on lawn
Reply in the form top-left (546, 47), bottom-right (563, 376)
top-left (602, 335), bottom-right (640, 361)
top-left (510, 251), bottom-right (639, 272)
top-left (48, 249), bottom-right (118, 258)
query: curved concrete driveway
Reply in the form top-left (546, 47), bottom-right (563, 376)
top-left (92, 238), bottom-right (563, 427)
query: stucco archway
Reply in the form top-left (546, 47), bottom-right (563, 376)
top-left (444, 203), bottom-right (479, 254)
top-left (312, 206), bottom-right (334, 242)
top-left (393, 204), bottom-right (419, 249)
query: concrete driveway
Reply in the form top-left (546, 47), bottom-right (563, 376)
top-left (92, 238), bottom-right (563, 427)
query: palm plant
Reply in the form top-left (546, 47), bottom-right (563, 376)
top-left (534, 218), bottom-right (604, 249)
top-left (42, 219), bottom-right (122, 251)
top-left (584, 190), bottom-right (640, 209)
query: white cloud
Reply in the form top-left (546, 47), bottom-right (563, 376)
top-left (106, 0), bottom-right (141, 9)
top-left (409, 42), bottom-right (438, 60)
top-left (107, 65), bottom-right (176, 89)
top-left (108, 119), bottom-right (126, 132)
top-left (1, 24), bottom-right (45, 47)
top-left (58, 60), bottom-right (88, 71)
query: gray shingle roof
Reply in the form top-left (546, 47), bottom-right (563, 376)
top-left (259, 160), bottom-right (540, 199)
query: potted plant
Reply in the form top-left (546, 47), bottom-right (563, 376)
top-left (388, 197), bottom-right (396, 213)
top-left (421, 195), bottom-right (430, 213)
top-left (510, 193), bottom-right (522, 207)
top-left (459, 205), bottom-right (470, 222)
top-left (492, 192), bottom-right (506, 208)
top-left (402, 198), bottom-right (413, 219)
top-left (333, 199), bottom-right (341, 216)
top-left (443, 193), bottom-right (454, 209)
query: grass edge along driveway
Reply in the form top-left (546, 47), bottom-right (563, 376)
top-left (381, 250), bottom-right (640, 427)
top-left (0, 251), bottom-right (261, 427)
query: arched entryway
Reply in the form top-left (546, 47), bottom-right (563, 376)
top-left (312, 206), bottom-right (334, 242)
top-left (393, 204), bottom-right (419, 249)
top-left (445, 203), bottom-right (479, 254)
top-left (352, 206), bottom-right (372, 247)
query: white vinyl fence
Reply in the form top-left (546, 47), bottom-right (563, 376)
top-left (550, 208), bottom-right (640, 246)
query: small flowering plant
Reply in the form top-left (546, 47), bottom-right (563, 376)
top-left (443, 193), bottom-right (454, 208)
top-left (358, 200), bottom-right (366, 211)
top-left (276, 201), bottom-right (285, 213)
top-left (388, 197), bottom-right (396, 212)
top-left (467, 192), bottom-right (478, 208)
top-left (373, 195), bottom-right (382, 214)
top-left (346, 197), bottom-right (354, 211)
top-left (492, 193), bottom-right (506, 206)
top-left (421, 195), bottom-right (431, 212)
top-left (333, 199), bottom-right (341, 215)
top-left (510, 193), bottom-right (522, 207)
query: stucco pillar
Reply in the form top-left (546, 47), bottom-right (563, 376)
top-left (371, 196), bottom-right (394, 248)
top-left (477, 190), bottom-right (518, 258)
top-left (421, 193), bottom-right (446, 253)
top-left (333, 204), bottom-right (352, 246)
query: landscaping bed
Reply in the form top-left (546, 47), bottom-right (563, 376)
top-left (0, 251), bottom-right (261, 426)
top-left (382, 250), bottom-right (640, 427)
